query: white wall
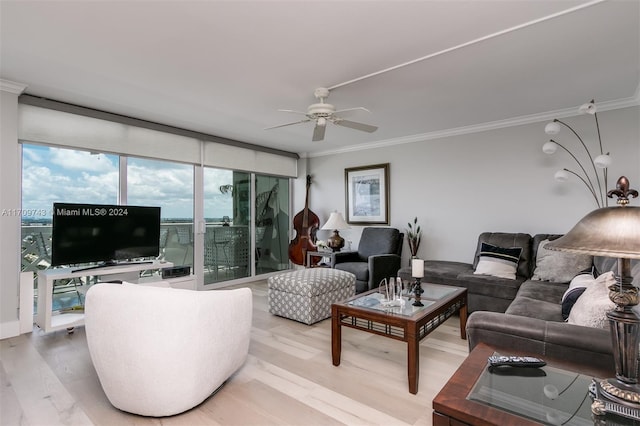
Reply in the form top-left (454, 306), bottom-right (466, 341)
top-left (307, 106), bottom-right (640, 265)
top-left (0, 87), bottom-right (24, 338)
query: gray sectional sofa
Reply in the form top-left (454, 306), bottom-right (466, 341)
top-left (398, 232), bottom-right (640, 371)
top-left (398, 232), bottom-right (549, 313)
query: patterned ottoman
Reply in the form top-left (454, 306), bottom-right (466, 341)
top-left (268, 268), bottom-right (356, 325)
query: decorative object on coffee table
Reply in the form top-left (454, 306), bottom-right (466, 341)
top-left (546, 176), bottom-right (639, 415)
top-left (542, 99), bottom-right (612, 208)
top-left (405, 216), bottom-right (422, 258)
top-left (411, 258), bottom-right (424, 307)
top-left (321, 211), bottom-right (350, 252)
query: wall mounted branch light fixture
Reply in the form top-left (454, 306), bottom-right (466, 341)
top-left (543, 99), bottom-right (612, 208)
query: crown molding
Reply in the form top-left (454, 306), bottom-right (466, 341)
top-left (0, 79), bottom-right (28, 94)
top-left (306, 94), bottom-right (640, 158)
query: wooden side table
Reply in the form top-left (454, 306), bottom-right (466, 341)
top-left (306, 250), bottom-right (333, 268)
top-left (432, 343), bottom-right (621, 426)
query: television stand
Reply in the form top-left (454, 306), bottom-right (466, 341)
top-left (36, 260), bottom-right (173, 333)
top-left (71, 260), bottom-right (153, 273)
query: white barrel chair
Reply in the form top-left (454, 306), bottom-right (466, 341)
top-left (85, 282), bottom-right (252, 417)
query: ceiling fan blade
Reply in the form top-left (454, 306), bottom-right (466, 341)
top-left (264, 118), bottom-right (311, 130)
top-left (333, 107), bottom-right (371, 115)
top-left (312, 123), bottom-right (326, 141)
top-left (277, 109), bottom-right (308, 115)
top-left (333, 119), bottom-right (378, 133)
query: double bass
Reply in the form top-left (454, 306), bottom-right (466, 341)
top-left (288, 175), bottom-right (320, 266)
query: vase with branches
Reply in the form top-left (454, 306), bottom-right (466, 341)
top-left (405, 217), bottom-right (421, 258)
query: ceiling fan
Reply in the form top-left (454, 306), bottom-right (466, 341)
top-left (264, 87), bottom-right (378, 142)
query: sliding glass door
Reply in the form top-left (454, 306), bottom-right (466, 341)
top-left (255, 174), bottom-right (290, 274)
top-left (203, 168), bottom-right (250, 284)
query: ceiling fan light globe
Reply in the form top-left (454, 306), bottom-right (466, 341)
top-left (543, 141), bottom-right (558, 154)
top-left (545, 121), bottom-right (561, 135)
top-left (317, 117), bottom-right (327, 127)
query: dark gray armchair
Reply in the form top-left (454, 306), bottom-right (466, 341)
top-left (331, 227), bottom-right (403, 294)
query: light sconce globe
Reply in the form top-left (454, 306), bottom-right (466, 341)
top-left (554, 170), bottom-right (570, 182)
top-left (545, 121), bottom-right (562, 135)
top-left (594, 153), bottom-right (612, 168)
top-left (542, 141), bottom-right (558, 154)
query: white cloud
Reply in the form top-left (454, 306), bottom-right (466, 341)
top-left (49, 148), bottom-right (118, 173)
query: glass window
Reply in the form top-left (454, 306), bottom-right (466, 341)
top-left (203, 168), bottom-right (250, 284)
top-left (255, 174), bottom-right (290, 274)
top-left (127, 157), bottom-right (194, 269)
top-left (21, 144), bottom-right (119, 313)
top-left (21, 144), bottom-right (119, 273)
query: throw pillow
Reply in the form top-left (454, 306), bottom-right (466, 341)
top-left (561, 273), bottom-right (594, 320)
top-left (532, 239), bottom-right (593, 283)
top-left (473, 243), bottom-right (522, 280)
top-left (568, 271), bottom-right (616, 329)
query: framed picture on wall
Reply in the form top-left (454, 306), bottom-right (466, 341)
top-left (344, 163), bottom-right (389, 225)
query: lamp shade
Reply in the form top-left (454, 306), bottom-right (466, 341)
top-left (321, 212), bottom-right (349, 231)
top-left (554, 170), bottom-right (570, 182)
top-left (542, 141), bottom-right (558, 154)
top-left (594, 154), bottom-right (612, 168)
top-left (545, 206), bottom-right (640, 259)
top-left (545, 121), bottom-right (561, 135)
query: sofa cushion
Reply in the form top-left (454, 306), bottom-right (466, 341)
top-left (473, 233), bottom-right (532, 279)
top-left (456, 272), bottom-right (523, 300)
top-left (568, 271), bottom-right (616, 329)
top-left (561, 273), bottom-right (594, 320)
top-left (334, 262), bottom-right (369, 283)
top-left (516, 280), bottom-right (567, 304)
top-left (474, 243), bottom-right (522, 280)
top-left (531, 234), bottom-right (562, 271)
top-left (421, 260), bottom-right (473, 281)
top-left (505, 296), bottom-right (564, 322)
top-left (531, 239), bottom-right (593, 283)
top-left (398, 261), bottom-right (474, 286)
top-left (505, 280), bottom-right (566, 321)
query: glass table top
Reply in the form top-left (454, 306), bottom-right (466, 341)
top-left (347, 283), bottom-right (460, 316)
top-left (468, 352), bottom-right (640, 425)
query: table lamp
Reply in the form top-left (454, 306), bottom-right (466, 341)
top-left (321, 211), bottom-right (350, 252)
top-left (546, 176), bottom-right (639, 414)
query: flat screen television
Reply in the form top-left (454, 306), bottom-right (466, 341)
top-left (51, 202), bottom-right (161, 268)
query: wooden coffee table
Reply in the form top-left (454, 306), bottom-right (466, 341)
top-left (331, 283), bottom-right (467, 394)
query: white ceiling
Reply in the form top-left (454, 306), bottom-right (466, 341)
top-left (1, 0), bottom-right (639, 157)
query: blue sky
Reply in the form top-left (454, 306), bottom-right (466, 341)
top-left (22, 144), bottom-right (235, 220)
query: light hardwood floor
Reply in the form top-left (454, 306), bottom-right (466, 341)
top-left (1, 280), bottom-right (469, 426)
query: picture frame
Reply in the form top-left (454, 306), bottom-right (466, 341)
top-left (344, 163), bottom-right (389, 225)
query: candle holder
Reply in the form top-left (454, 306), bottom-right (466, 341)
top-left (412, 277), bottom-right (424, 307)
